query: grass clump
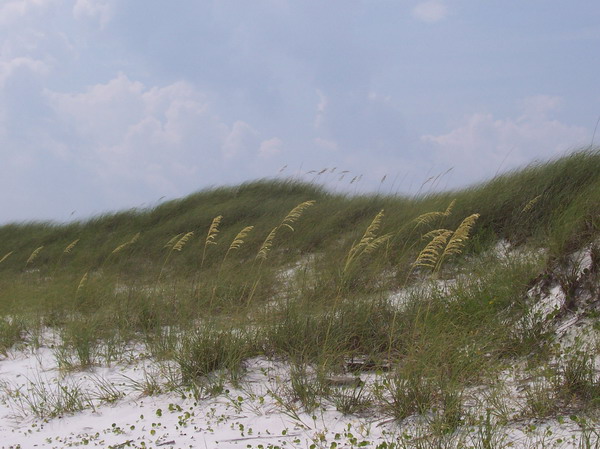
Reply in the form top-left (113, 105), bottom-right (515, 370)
top-left (176, 324), bottom-right (258, 386)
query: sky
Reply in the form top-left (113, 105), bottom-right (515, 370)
top-left (1, 0), bottom-right (599, 223)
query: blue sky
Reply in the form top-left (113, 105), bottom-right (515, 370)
top-left (1, 0), bottom-right (598, 223)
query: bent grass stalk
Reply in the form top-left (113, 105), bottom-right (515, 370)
top-left (343, 209), bottom-right (391, 275)
top-left (248, 201), bottom-right (316, 304)
top-left (76, 271), bottom-right (88, 295)
top-left (212, 225), bottom-right (255, 306)
top-left (392, 199), bottom-right (456, 269)
top-left (435, 213), bottom-right (480, 272)
top-left (158, 232), bottom-right (193, 282)
top-left (522, 195), bottom-right (542, 213)
top-left (201, 215), bottom-right (223, 268)
top-left (222, 226), bottom-right (254, 266)
top-left (410, 213), bottom-right (480, 276)
top-left (111, 232), bottom-right (140, 256)
top-left (98, 233), bottom-right (142, 282)
top-left (247, 227), bottom-right (279, 304)
top-left (54, 238), bottom-right (81, 276)
top-left (280, 200), bottom-right (316, 232)
top-left (25, 246), bottom-right (44, 268)
top-left (63, 239), bottom-right (80, 254)
top-left (406, 213), bottom-right (480, 353)
top-left (0, 251), bottom-right (13, 265)
top-left (327, 209), bottom-right (392, 362)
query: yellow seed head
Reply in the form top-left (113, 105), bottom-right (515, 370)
top-left (256, 227), bottom-right (278, 261)
top-left (281, 200), bottom-right (316, 231)
top-left (421, 228), bottom-right (452, 240)
top-left (442, 214), bottom-right (480, 257)
top-left (173, 232), bottom-right (194, 252)
top-left (522, 195), bottom-right (541, 213)
top-left (111, 232), bottom-right (141, 255)
top-left (26, 246), bottom-right (44, 266)
top-left (77, 271), bottom-right (88, 293)
top-left (412, 230), bottom-right (453, 269)
top-left (344, 210), bottom-right (387, 273)
top-left (205, 215), bottom-right (223, 246)
top-left (164, 233), bottom-right (184, 249)
top-left (444, 199), bottom-right (456, 217)
top-left (228, 226), bottom-right (254, 252)
top-left (63, 239), bottom-right (80, 254)
top-left (0, 251), bottom-right (14, 264)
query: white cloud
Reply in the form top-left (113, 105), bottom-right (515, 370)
top-left (422, 96), bottom-right (590, 184)
top-left (45, 73), bottom-right (146, 144)
top-left (315, 137), bottom-right (338, 152)
top-left (517, 95), bottom-right (562, 120)
top-left (73, 0), bottom-right (115, 28)
top-left (412, 1), bottom-right (448, 23)
top-left (44, 73), bottom-right (265, 197)
top-left (0, 0), bottom-right (54, 26)
top-left (0, 56), bottom-right (48, 88)
top-left (259, 137), bottom-right (283, 158)
top-left (222, 121), bottom-right (259, 159)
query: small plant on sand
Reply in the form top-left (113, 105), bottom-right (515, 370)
top-left (176, 324), bottom-right (255, 386)
top-left (4, 373), bottom-right (94, 419)
top-left (332, 381), bottom-right (372, 415)
top-left (379, 369), bottom-right (436, 421)
top-left (557, 347), bottom-right (600, 407)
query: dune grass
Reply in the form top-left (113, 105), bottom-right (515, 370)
top-left (1, 148), bottom-right (600, 440)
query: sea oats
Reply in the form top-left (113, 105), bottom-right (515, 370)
top-left (281, 200), bottom-right (316, 232)
top-left (201, 216), bottom-right (223, 267)
top-left (256, 227), bottom-right (278, 261)
top-left (63, 239), bottom-right (80, 254)
top-left (0, 251), bottom-right (14, 264)
top-left (421, 228), bottom-right (452, 240)
top-left (414, 211), bottom-right (446, 227)
top-left (522, 195), bottom-right (541, 213)
top-left (222, 226), bottom-right (254, 266)
top-left (444, 199), bottom-right (456, 217)
top-left (205, 216), bottom-right (223, 246)
top-left (362, 233), bottom-right (392, 257)
top-left (26, 246), bottom-right (44, 266)
top-left (347, 210), bottom-right (385, 261)
top-left (412, 230), bottom-right (453, 270)
top-left (77, 271), bottom-right (88, 293)
top-left (111, 232), bottom-right (141, 255)
top-left (173, 232), bottom-right (194, 252)
top-left (344, 210), bottom-right (387, 273)
top-left (442, 214), bottom-right (480, 259)
top-left (164, 233), bottom-right (184, 249)
top-left (228, 226), bottom-right (254, 252)
top-left (414, 199), bottom-right (456, 227)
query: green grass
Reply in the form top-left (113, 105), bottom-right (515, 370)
top-left (1, 147), bottom-right (600, 435)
